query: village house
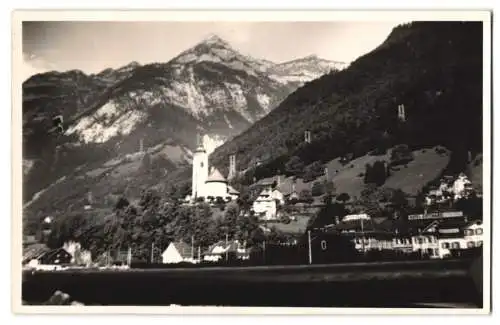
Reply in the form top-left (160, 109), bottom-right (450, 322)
top-left (463, 220), bottom-right (484, 248)
top-left (252, 181), bottom-right (285, 220)
top-left (161, 241), bottom-right (200, 264)
top-left (333, 215), bottom-right (395, 253)
top-left (26, 247), bottom-right (73, 268)
top-left (203, 240), bottom-right (250, 262)
top-left (399, 210), bottom-right (473, 259)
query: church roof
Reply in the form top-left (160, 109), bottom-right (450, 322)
top-left (206, 168), bottom-right (227, 183)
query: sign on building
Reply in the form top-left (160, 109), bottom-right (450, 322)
top-left (408, 211), bottom-right (464, 221)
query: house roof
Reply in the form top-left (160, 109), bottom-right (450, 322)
top-left (22, 244), bottom-right (49, 263)
top-left (206, 168), bottom-right (227, 183)
top-left (205, 240), bottom-right (249, 256)
top-left (38, 248), bottom-right (72, 262)
top-left (169, 241), bottom-right (194, 259)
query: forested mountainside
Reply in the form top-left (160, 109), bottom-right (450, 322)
top-left (206, 22), bottom-right (482, 183)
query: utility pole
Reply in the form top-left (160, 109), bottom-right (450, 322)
top-left (361, 218), bottom-right (366, 254)
top-left (225, 233), bottom-right (229, 262)
top-left (191, 235), bottom-right (195, 260)
top-left (198, 246), bottom-right (201, 262)
top-left (263, 241), bottom-right (266, 264)
top-left (308, 230), bottom-right (312, 265)
top-left (150, 242), bottom-right (155, 264)
top-left (127, 247), bottom-right (132, 267)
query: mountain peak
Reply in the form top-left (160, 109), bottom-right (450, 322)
top-left (200, 34), bottom-right (231, 47)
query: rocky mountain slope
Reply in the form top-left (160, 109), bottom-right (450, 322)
top-left (22, 34), bottom-right (344, 228)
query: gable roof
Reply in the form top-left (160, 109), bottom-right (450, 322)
top-left (22, 244), bottom-right (50, 264)
top-left (167, 241), bottom-right (194, 259)
top-left (206, 168), bottom-right (227, 183)
top-left (206, 240), bottom-right (249, 256)
top-left (38, 248), bottom-right (72, 263)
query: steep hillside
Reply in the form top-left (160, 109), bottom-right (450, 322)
top-left (208, 22), bottom-right (483, 183)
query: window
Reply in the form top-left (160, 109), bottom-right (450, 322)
top-left (427, 236), bottom-right (434, 243)
top-left (476, 228), bottom-right (483, 235)
top-left (477, 241), bottom-right (483, 247)
top-left (452, 242), bottom-right (460, 249)
top-left (467, 241), bottom-right (475, 248)
top-left (433, 248), bottom-right (439, 256)
top-left (418, 238), bottom-right (423, 244)
top-left (464, 229), bottom-right (474, 236)
top-left (442, 242), bottom-right (450, 249)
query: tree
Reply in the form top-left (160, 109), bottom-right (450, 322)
top-left (285, 156), bottom-right (305, 177)
top-left (299, 189), bottom-right (313, 204)
top-left (364, 161), bottom-right (387, 186)
top-left (324, 181), bottom-right (336, 196)
top-left (311, 181), bottom-right (324, 197)
top-left (114, 196), bottom-right (130, 211)
top-left (308, 201), bottom-right (348, 230)
top-left (337, 192), bottom-right (351, 204)
top-left (303, 161), bottom-right (324, 182)
top-left (390, 144), bottom-right (414, 166)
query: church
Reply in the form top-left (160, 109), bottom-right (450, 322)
top-left (189, 141), bottom-right (239, 202)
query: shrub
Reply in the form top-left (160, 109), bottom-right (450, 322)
top-left (311, 181), bottom-right (325, 197)
top-left (390, 144), bottom-right (414, 166)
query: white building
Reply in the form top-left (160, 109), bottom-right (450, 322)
top-left (161, 241), bottom-right (200, 264)
top-left (62, 241), bottom-right (92, 266)
top-left (252, 184), bottom-right (285, 220)
top-left (203, 240), bottom-right (250, 262)
top-left (463, 220), bottom-right (484, 248)
top-left (452, 173), bottom-right (474, 200)
top-left (191, 141), bottom-right (239, 201)
top-left (342, 213), bottom-right (371, 222)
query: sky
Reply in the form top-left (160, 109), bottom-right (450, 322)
top-left (22, 21), bottom-right (405, 80)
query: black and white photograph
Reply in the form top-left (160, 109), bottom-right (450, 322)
top-left (11, 10), bottom-right (491, 313)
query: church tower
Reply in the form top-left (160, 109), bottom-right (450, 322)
top-left (192, 134), bottom-right (209, 199)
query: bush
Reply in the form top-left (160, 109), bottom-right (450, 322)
top-left (337, 192), bottom-right (350, 203)
top-left (390, 144), bottom-right (414, 166)
top-left (435, 146), bottom-right (447, 155)
top-left (311, 181), bottom-right (325, 197)
top-left (303, 161), bottom-right (324, 183)
top-left (285, 156), bottom-right (305, 177)
top-left (364, 161), bottom-right (387, 186)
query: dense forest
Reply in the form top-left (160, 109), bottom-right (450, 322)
top-left (203, 22), bottom-right (483, 184)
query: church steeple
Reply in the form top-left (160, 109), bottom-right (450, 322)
top-left (192, 133), bottom-right (208, 199)
top-left (195, 133), bottom-right (206, 153)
